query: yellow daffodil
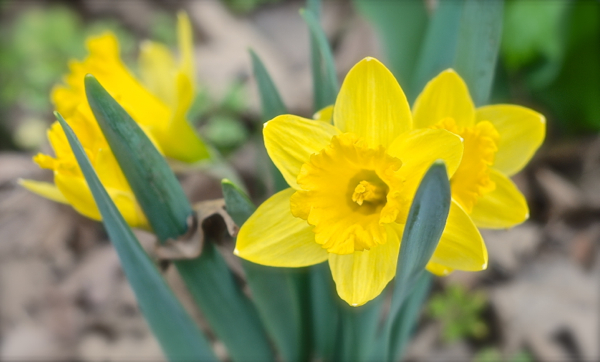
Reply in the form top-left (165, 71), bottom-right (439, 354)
top-left (20, 105), bottom-right (149, 228)
top-left (52, 11), bottom-right (209, 163)
top-left (235, 57), bottom-right (489, 306)
top-left (413, 70), bottom-right (545, 276)
top-left (20, 12), bottom-right (205, 228)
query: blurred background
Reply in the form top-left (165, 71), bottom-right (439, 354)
top-left (0, 0), bottom-right (598, 361)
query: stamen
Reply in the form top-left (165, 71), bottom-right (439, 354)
top-left (352, 180), bottom-right (386, 206)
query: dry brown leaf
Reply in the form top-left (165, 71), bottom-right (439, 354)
top-left (154, 199), bottom-right (237, 260)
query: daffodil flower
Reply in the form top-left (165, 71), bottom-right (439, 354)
top-left (235, 58), bottom-right (489, 306)
top-left (52, 12), bottom-right (209, 163)
top-left (20, 106), bottom-right (149, 228)
top-left (413, 70), bottom-right (545, 276)
top-left (20, 13), bottom-right (205, 228)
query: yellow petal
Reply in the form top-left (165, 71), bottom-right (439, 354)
top-left (388, 128), bottom-right (464, 182)
top-left (19, 179), bottom-right (68, 204)
top-left (313, 105), bottom-right (334, 123)
top-left (329, 224), bottom-right (401, 306)
top-left (157, 72), bottom-right (210, 163)
top-left (33, 153), bottom-right (58, 170)
top-left (413, 69), bottom-right (475, 128)
top-left (426, 262), bottom-right (454, 276)
top-left (235, 188), bottom-right (328, 267)
top-left (430, 199), bottom-right (488, 271)
top-left (470, 169), bottom-right (529, 229)
top-left (138, 41), bottom-right (177, 108)
top-left (477, 105), bottom-right (545, 176)
top-left (55, 173), bottom-right (148, 229)
top-left (264, 115), bottom-right (340, 189)
top-left (177, 11), bottom-right (195, 83)
top-left (334, 57), bottom-right (412, 148)
top-left (55, 173), bottom-right (101, 221)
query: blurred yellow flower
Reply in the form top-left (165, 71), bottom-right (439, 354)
top-left (20, 106), bottom-right (149, 228)
top-left (53, 11), bottom-right (209, 163)
top-left (413, 70), bottom-right (545, 276)
top-left (235, 58), bottom-right (489, 306)
top-left (20, 12), bottom-right (205, 228)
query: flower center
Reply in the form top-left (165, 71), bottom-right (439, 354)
top-left (290, 133), bottom-right (405, 255)
top-left (352, 180), bottom-right (388, 206)
top-left (431, 117), bottom-right (500, 212)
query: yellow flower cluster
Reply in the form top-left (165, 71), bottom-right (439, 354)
top-left (235, 58), bottom-right (545, 306)
top-left (21, 12), bottom-right (208, 228)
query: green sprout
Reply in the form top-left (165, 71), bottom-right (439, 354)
top-left (428, 283), bottom-right (488, 343)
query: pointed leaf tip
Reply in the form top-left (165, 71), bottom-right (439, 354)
top-left (84, 76), bottom-right (192, 242)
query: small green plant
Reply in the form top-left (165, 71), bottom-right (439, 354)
top-left (427, 283), bottom-right (488, 343)
top-left (474, 347), bottom-right (534, 362)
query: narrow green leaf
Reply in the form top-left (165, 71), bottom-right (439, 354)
top-left (381, 161), bottom-right (451, 361)
top-left (84, 75), bottom-right (192, 242)
top-left (175, 243), bottom-right (275, 362)
top-left (412, 0), bottom-right (463, 95)
top-left (389, 272), bottom-right (433, 361)
top-left (304, 0), bottom-right (338, 110)
top-left (221, 179), bottom-right (256, 226)
top-left (354, 0), bottom-right (428, 101)
top-left (308, 262), bottom-right (339, 361)
top-left (454, 0), bottom-right (504, 106)
top-left (55, 112), bottom-right (217, 362)
top-left (249, 50), bottom-right (288, 192)
top-left (243, 263), bottom-right (309, 362)
top-left (337, 293), bottom-right (384, 362)
top-left (222, 180), bottom-right (307, 362)
top-left (249, 49), bottom-right (287, 122)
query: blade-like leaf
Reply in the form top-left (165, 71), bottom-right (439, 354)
top-left (454, 0), bottom-right (504, 105)
top-left (243, 263), bottom-right (309, 362)
top-left (412, 0), bottom-right (463, 95)
top-left (221, 179), bottom-right (256, 226)
top-left (176, 243), bottom-right (275, 362)
top-left (249, 50), bottom-right (288, 192)
top-left (389, 272), bottom-right (433, 361)
top-left (55, 112), bottom-right (217, 362)
top-left (304, 0), bottom-right (338, 110)
top-left (354, 0), bottom-right (428, 102)
top-left (380, 161), bottom-right (451, 361)
top-left (84, 75), bottom-right (192, 242)
top-left (249, 49), bottom-right (287, 122)
top-left (337, 292), bottom-right (385, 362)
top-left (308, 262), bottom-right (339, 361)
top-left (222, 180), bottom-right (307, 362)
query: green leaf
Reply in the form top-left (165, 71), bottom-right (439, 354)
top-left (243, 264), bottom-right (309, 362)
top-left (84, 75), bottom-right (192, 242)
top-left (454, 0), bottom-right (504, 106)
top-left (337, 293), bottom-right (384, 362)
top-left (381, 161), bottom-right (451, 361)
top-left (389, 272), bottom-right (432, 361)
top-left (308, 262), bottom-right (339, 361)
top-left (248, 50), bottom-right (289, 192)
top-left (249, 49), bottom-right (287, 122)
top-left (221, 180), bottom-right (308, 362)
top-left (221, 179), bottom-right (256, 226)
top-left (175, 243), bottom-right (275, 362)
top-left (394, 161), bottom-right (450, 302)
top-left (412, 0), bottom-right (463, 95)
top-left (55, 112), bottom-right (217, 362)
top-left (304, 0), bottom-right (338, 110)
top-left (354, 0), bottom-right (428, 102)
